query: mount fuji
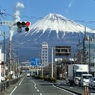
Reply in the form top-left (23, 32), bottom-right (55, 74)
top-left (10, 13), bottom-right (95, 62)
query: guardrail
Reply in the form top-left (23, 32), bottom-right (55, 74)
top-left (0, 78), bottom-right (21, 92)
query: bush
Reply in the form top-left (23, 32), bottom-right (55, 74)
top-left (59, 77), bottom-right (66, 80)
top-left (49, 77), bottom-right (56, 83)
top-left (33, 75), bottom-right (56, 83)
top-left (44, 77), bottom-right (56, 83)
top-left (44, 76), bottom-right (49, 81)
top-left (39, 76), bottom-right (44, 79)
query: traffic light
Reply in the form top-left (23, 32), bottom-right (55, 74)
top-left (16, 21), bottom-right (31, 32)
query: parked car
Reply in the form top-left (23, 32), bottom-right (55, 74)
top-left (89, 77), bottom-right (95, 89)
top-left (79, 74), bottom-right (93, 87)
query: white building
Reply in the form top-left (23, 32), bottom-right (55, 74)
top-left (41, 42), bottom-right (48, 67)
top-left (0, 46), bottom-right (5, 83)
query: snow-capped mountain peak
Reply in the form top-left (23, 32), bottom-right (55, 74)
top-left (28, 13), bottom-right (95, 38)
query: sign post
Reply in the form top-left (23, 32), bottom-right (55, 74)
top-left (31, 58), bottom-right (39, 75)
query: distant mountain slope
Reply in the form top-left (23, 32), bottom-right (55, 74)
top-left (28, 13), bottom-right (94, 38)
top-left (11, 13), bottom-right (95, 62)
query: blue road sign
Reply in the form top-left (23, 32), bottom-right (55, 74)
top-left (31, 58), bottom-right (39, 66)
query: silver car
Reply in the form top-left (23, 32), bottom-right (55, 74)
top-left (79, 74), bottom-right (93, 87)
top-left (89, 77), bottom-right (95, 89)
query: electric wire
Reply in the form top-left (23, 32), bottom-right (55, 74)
top-left (0, 10), bottom-right (95, 24)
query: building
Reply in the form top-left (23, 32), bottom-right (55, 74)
top-left (41, 42), bottom-right (48, 67)
top-left (77, 35), bottom-right (95, 76)
top-left (0, 46), bottom-right (6, 82)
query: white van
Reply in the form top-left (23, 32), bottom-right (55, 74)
top-left (27, 73), bottom-right (30, 77)
top-left (79, 74), bottom-right (93, 87)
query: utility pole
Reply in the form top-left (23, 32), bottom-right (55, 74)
top-left (52, 47), bottom-right (54, 78)
top-left (0, 21), bottom-right (16, 79)
top-left (3, 32), bottom-right (6, 77)
top-left (8, 40), bottom-right (12, 76)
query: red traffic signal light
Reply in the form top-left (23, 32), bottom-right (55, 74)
top-left (25, 22), bottom-right (30, 27)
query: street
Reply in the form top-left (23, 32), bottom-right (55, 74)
top-left (2, 76), bottom-right (78, 95)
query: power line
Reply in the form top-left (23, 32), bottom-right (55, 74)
top-left (1, 10), bottom-right (95, 24)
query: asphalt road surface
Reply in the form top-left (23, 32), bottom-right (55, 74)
top-left (2, 76), bottom-right (78, 95)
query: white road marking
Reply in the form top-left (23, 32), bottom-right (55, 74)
top-left (10, 78), bottom-right (25, 95)
top-left (37, 89), bottom-right (39, 92)
top-left (31, 79), bottom-right (43, 95)
top-left (35, 86), bottom-right (37, 89)
top-left (40, 93), bottom-right (43, 95)
top-left (52, 84), bottom-right (77, 95)
top-left (31, 80), bottom-right (36, 86)
top-left (19, 78), bottom-right (24, 85)
top-left (10, 86), bottom-right (17, 95)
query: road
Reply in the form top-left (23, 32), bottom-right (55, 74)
top-left (2, 77), bottom-right (78, 95)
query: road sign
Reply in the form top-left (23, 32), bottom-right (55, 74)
top-left (0, 21), bottom-right (16, 26)
top-left (31, 58), bottom-right (39, 66)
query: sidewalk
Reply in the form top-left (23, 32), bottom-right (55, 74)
top-left (0, 84), bottom-right (16, 95)
top-left (0, 79), bottom-right (21, 95)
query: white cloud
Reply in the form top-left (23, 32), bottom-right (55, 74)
top-left (68, 2), bottom-right (72, 8)
top-left (68, 0), bottom-right (74, 8)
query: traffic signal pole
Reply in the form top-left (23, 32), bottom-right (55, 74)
top-left (0, 20), bottom-right (31, 79)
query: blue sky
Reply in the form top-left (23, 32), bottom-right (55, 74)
top-left (0, 0), bottom-right (95, 39)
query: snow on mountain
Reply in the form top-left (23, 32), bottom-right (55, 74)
top-left (28, 13), bottom-right (95, 39)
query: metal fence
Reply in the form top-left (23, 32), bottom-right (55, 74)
top-left (0, 78), bottom-right (20, 92)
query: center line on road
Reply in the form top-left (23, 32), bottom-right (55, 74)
top-left (37, 89), bottom-right (39, 92)
top-left (31, 79), bottom-right (43, 95)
